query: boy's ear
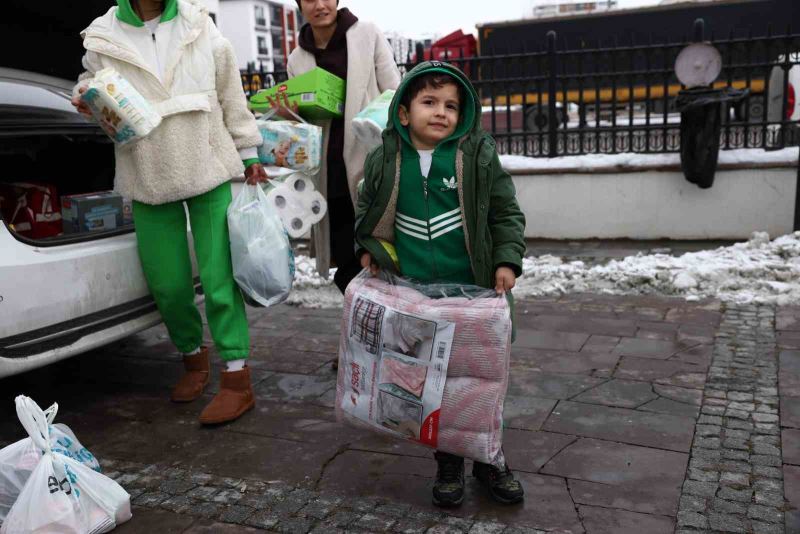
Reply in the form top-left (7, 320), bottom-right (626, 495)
top-left (397, 105), bottom-right (410, 127)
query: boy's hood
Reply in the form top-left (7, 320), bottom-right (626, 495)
top-left (116, 0), bottom-right (179, 27)
top-left (388, 61), bottom-right (480, 149)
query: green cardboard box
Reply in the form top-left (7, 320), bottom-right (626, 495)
top-left (249, 67), bottom-right (345, 120)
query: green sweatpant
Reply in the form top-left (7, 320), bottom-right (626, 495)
top-left (132, 182), bottom-right (249, 360)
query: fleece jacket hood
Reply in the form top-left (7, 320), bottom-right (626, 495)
top-left (116, 0), bottom-right (179, 27)
top-left (389, 61), bottom-right (479, 150)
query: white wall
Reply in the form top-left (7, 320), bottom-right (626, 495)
top-left (219, 0), bottom-right (257, 69)
top-left (511, 167), bottom-right (797, 240)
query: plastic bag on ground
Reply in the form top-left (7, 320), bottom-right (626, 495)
top-left (228, 184), bottom-right (295, 307)
top-left (336, 271), bottom-right (511, 466)
top-left (0, 396), bottom-right (131, 534)
top-left (352, 90), bottom-right (395, 150)
top-left (0, 402), bottom-right (101, 523)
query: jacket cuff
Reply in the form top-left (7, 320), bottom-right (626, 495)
top-left (239, 147), bottom-right (259, 161)
top-left (242, 158), bottom-right (260, 168)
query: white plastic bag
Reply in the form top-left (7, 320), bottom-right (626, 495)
top-left (0, 403), bottom-right (100, 522)
top-left (1, 396), bottom-right (131, 534)
top-left (228, 184), bottom-right (295, 307)
top-left (352, 90), bottom-right (395, 150)
top-left (80, 68), bottom-right (162, 145)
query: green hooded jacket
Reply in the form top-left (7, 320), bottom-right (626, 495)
top-left (355, 61), bottom-right (526, 321)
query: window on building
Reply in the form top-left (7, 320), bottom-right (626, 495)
top-left (257, 36), bottom-right (269, 56)
top-left (254, 5), bottom-right (266, 27)
top-left (270, 4), bottom-right (284, 27)
top-left (271, 32), bottom-right (283, 52)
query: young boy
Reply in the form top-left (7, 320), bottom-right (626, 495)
top-left (355, 61), bottom-right (527, 507)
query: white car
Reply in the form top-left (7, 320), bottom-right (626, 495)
top-left (0, 68), bottom-right (200, 378)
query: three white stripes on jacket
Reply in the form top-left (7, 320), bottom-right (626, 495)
top-left (396, 208), bottom-right (463, 241)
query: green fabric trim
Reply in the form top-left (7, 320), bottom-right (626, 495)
top-left (160, 0), bottom-right (179, 22)
top-left (242, 158), bottom-right (260, 168)
top-left (116, 0), bottom-right (179, 27)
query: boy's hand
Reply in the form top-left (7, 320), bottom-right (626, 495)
top-left (494, 266), bottom-right (516, 295)
top-left (360, 252), bottom-right (380, 275)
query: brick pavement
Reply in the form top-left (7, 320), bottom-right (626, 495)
top-left (0, 293), bottom-right (792, 533)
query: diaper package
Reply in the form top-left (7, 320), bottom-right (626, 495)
top-left (256, 119), bottom-right (322, 174)
top-left (263, 173), bottom-right (327, 238)
top-left (81, 68), bottom-right (162, 145)
top-left (352, 90), bottom-right (395, 150)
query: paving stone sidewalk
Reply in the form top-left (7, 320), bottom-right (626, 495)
top-left (0, 293), bottom-right (795, 533)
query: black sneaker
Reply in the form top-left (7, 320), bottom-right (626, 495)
top-left (432, 451), bottom-right (465, 507)
top-left (472, 461), bottom-right (524, 504)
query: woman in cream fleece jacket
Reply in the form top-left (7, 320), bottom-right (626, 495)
top-left (72, 0), bottom-right (267, 425)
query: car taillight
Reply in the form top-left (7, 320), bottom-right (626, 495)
top-left (788, 83), bottom-right (796, 120)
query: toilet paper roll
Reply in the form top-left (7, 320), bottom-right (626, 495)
top-left (264, 174), bottom-right (328, 238)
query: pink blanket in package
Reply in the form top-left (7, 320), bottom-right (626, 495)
top-left (336, 275), bottom-right (511, 465)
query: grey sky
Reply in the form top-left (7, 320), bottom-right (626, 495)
top-left (341, 0), bottom-right (662, 37)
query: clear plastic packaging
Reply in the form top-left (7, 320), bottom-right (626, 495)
top-left (256, 108), bottom-right (323, 173)
top-left (228, 184), bottom-right (295, 307)
top-left (262, 173), bottom-right (327, 239)
top-left (352, 90), bottom-right (395, 150)
top-left (80, 68), bottom-right (161, 145)
top-left (336, 270), bottom-right (511, 466)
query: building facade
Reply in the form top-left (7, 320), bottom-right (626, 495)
top-left (218, 0), bottom-right (301, 71)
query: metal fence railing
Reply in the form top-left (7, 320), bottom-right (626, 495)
top-left (241, 19), bottom-right (800, 158)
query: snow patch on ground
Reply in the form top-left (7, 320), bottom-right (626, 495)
top-left (287, 232), bottom-right (800, 308)
top-left (286, 255), bottom-right (343, 308)
top-left (515, 231), bottom-right (800, 306)
top-left (499, 147), bottom-right (798, 173)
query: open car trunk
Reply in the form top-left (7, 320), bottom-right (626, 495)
top-left (0, 71), bottom-right (130, 246)
top-left (0, 132), bottom-right (126, 246)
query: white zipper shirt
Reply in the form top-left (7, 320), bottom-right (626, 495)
top-left (418, 149), bottom-right (433, 178)
top-left (143, 18), bottom-right (163, 82)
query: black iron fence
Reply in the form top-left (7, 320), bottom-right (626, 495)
top-left (241, 19), bottom-right (800, 158)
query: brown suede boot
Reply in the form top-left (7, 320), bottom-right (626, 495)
top-left (199, 366), bottom-right (255, 425)
top-left (170, 348), bottom-right (210, 402)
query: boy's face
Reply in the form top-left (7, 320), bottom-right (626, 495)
top-left (398, 83), bottom-right (461, 150)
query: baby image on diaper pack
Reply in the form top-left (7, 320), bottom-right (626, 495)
top-left (256, 119), bottom-right (322, 173)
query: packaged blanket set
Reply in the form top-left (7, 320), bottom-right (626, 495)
top-left (336, 273), bottom-right (512, 466)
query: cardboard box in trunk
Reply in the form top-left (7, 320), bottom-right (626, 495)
top-left (61, 192), bottom-right (124, 234)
